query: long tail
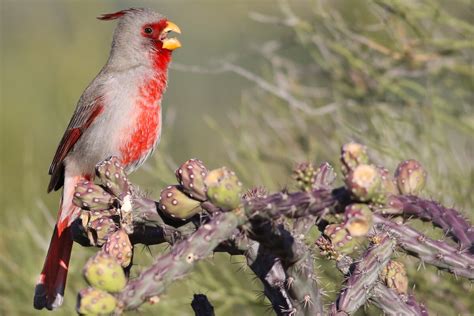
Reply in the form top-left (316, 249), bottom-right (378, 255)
top-left (33, 225), bottom-right (73, 310)
top-left (34, 175), bottom-right (83, 310)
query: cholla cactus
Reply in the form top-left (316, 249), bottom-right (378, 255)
top-left (76, 288), bottom-right (117, 315)
top-left (175, 158), bottom-right (209, 201)
top-left (204, 167), bottom-right (243, 211)
top-left (340, 142), bottom-right (369, 176)
top-left (395, 159), bottom-right (427, 195)
top-left (343, 203), bottom-right (373, 237)
top-left (69, 143), bottom-right (473, 315)
top-left (83, 252), bottom-right (126, 293)
top-left (158, 185), bottom-right (202, 220)
top-left (380, 260), bottom-right (408, 295)
top-left (345, 164), bottom-right (386, 204)
top-left (103, 229), bottom-right (133, 268)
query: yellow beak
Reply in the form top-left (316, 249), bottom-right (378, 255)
top-left (161, 21), bottom-right (182, 50)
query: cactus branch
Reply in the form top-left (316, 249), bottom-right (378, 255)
top-left (115, 210), bottom-right (246, 311)
top-left (247, 218), bottom-right (323, 315)
top-left (245, 241), bottom-right (294, 315)
top-left (385, 195), bottom-right (474, 251)
top-left (243, 188), bottom-right (338, 220)
top-left (374, 215), bottom-right (474, 280)
top-left (331, 234), bottom-right (395, 315)
top-left (370, 284), bottom-right (428, 316)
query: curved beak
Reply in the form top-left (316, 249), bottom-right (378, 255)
top-left (161, 21), bottom-right (182, 51)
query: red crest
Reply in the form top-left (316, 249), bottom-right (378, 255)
top-left (97, 8), bottom-right (140, 21)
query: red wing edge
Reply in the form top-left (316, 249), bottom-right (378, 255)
top-left (47, 101), bottom-right (104, 192)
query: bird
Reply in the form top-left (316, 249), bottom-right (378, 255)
top-left (33, 8), bottom-right (181, 310)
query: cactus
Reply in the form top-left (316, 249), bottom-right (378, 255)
top-left (116, 211), bottom-right (246, 311)
top-left (158, 185), bottom-right (202, 220)
top-left (103, 229), bottom-right (133, 268)
top-left (293, 162), bottom-right (317, 192)
top-left (370, 284), bottom-right (426, 316)
top-left (340, 142), bottom-right (369, 176)
top-left (380, 260), bottom-right (408, 294)
top-left (76, 288), bottom-right (117, 315)
top-left (69, 148), bottom-right (474, 315)
top-left (95, 156), bottom-right (131, 200)
top-left (377, 166), bottom-right (398, 196)
top-left (345, 164), bottom-right (386, 204)
top-left (332, 234), bottom-right (395, 315)
top-left (83, 252), bottom-right (126, 293)
top-left (247, 217), bottom-right (323, 315)
top-left (374, 215), bottom-right (474, 279)
top-left (204, 167), bottom-right (243, 211)
top-left (395, 159), bottom-right (427, 195)
top-left (313, 162), bottom-right (337, 190)
top-left (385, 195), bottom-right (474, 250)
top-left (343, 203), bottom-right (373, 237)
top-left (87, 216), bottom-right (118, 247)
top-left (323, 224), bottom-right (360, 254)
top-left (73, 180), bottom-right (115, 211)
top-left (175, 159), bottom-right (209, 201)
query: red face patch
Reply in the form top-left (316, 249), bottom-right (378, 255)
top-left (141, 19), bottom-right (168, 41)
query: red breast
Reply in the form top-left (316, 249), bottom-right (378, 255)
top-left (119, 76), bottom-right (163, 167)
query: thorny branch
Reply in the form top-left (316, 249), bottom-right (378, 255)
top-left (71, 144), bottom-right (474, 315)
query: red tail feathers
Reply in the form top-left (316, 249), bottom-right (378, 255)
top-left (34, 225), bottom-right (73, 310)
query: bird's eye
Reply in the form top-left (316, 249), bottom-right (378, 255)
top-left (144, 27), bottom-right (153, 34)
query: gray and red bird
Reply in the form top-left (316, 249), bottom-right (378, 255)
top-left (34, 8), bottom-right (181, 310)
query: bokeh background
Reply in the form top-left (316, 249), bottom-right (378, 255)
top-left (1, 0), bottom-right (473, 315)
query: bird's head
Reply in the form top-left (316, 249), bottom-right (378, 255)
top-left (98, 8), bottom-right (181, 69)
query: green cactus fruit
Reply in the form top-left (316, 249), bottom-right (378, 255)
top-left (380, 260), bottom-right (409, 294)
top-left (83, 252), bottom-right (126, 293)
top-left (158, 185), bottom-right (202, 220)
top-left (343, 204), bottom-right (373, 237)
top-left (292, 162), bottom-right (316, 192)
top-left (205, 167), bottom-right (243, 211)
top-left (345, 164), bottom-right (386, 204)
top-left (175, 159), bottom-right (209, 201)
top-left (96, 157), bottom-right (131, 200)
top-left (324, 224), bottom-right (360, 254)
top-left (103, 229), bottom-right (133, 268)
top-left (341, 142), bottom-right (369, 176)
top-left (395, 159), bottom-right (427, 195)
top-left (73, 181), bottom-right (115, 211)
top-left (378, 166), bottom-right (399, 196)
top-left (76, 287), bottom-right (117, 315)
top-left (87, 216), bottom-right (118, 247)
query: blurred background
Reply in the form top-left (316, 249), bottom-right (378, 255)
top-left (1, 0), bottom-right (472, 315)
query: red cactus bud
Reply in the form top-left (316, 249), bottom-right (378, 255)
top-left (103, 229), bottom-right (133, 268)
top-left (96, 156), bottom-right (131, 200)
top-left (175, 158), bottom-right (208, 201)
top-left (73, 180), bottom-right (115, 211)
top-left (395, 159), bottom-right (427, 195)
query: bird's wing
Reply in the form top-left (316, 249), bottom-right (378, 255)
top-left (48, 94), bottom-right (104, 192)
